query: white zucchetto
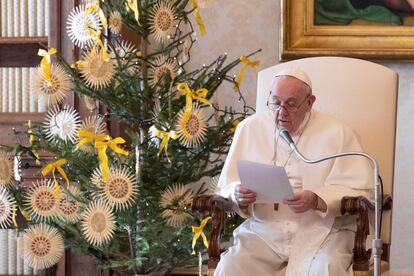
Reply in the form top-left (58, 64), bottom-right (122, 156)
top-left (273, 68), bottom-right (312, 89)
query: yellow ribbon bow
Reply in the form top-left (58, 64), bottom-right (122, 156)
top-left (233, 56), bottom-right (261, 91)
top-left (155, 129), bottom-right (179, 156)
top-left (41, 158), bottom-right (70, 196)
top-left (76, 130), bottom-right (108, 150)
top-left (71, 60), bottom-right (84, 70)
top-left (95, 137), bottom-right (129, 182)
top-left (177, 83), bottom-right (211, 112)
top-left (191, 0), bottom-right (206, 36)
top-left (126, 0), bottom-right (141, 26)
top-left (191, 216), bottom-right (212, 254)
top-left (76, 130), bottom-right (128, 182)
top-left (230, 119), bottom-right (240, 133)
top-left (27, 120), bottom-right (40, 165)
top-left (37, 48), bottom-right (57, 82)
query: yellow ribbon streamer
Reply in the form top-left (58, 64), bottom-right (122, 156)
top-left (84, 3), bottom-right (109, 61)
top-left (230, 119), bottom-right (240, 133)
top-left (27, 120), bottom-right (40, 165)
top-left (12, 204), bottom-right (32, 228)
top-left (12, 204), bottom-right (17, 228)
top-left (19, 207), bottom-right (32, 222)
top-left (126, 0), bottom-right (141, 26)
top-left (191, 0), bottom-right (206, 36)
top-left (27, 120), bottom-right (35, 145)
top-left (95, 137), bottom-right (129, 182)
top-left (89, 28), bottom-right (110, 61)
top-left (177, 83), bottom-right (211, 112)
top-left (86, 2), bottom-right (107, 28)
top-left (233, 56), bottom-right (261, 91)
top-left (95, 143), bottom-right (110, 182)
top-left (37, 48), bottom-right (57, 82)
top-left (41, 159), bottom-right (70, 196)
top-left (155, 129), bottom-right (179, 156)
top-left (191, 216), bottom-right (212, 254)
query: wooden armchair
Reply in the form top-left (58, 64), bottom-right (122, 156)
top-left (193, 57), bottom-right (398, 274)
top-left (193, 194), bottom-right (392, 272)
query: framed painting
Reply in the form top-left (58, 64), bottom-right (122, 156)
top-left (280, 0), bottom-right (414, 61)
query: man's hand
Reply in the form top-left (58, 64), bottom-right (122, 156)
top-left (282, 190), bottom-right (318, 213)
top-left (235, 185), bottom-right (257, 209)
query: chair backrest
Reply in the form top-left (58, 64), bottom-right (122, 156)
top-left (256, 57), bottom-right (398, 244)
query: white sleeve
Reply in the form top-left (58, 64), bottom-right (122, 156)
top-left (217, 121), bottom-right (253, 218)
top-left (313, 126), bottom-right (373, 218)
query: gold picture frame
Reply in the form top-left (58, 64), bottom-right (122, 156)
top-left (280, 0), bottom-right (414, 61)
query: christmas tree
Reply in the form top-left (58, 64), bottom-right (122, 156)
top-left (0, 0), bottom-right (259, 274)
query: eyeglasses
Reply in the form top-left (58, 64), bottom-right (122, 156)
top-left (267, 93), bottom-right (310, 112)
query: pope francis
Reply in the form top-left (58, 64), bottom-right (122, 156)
top-left (214, 68), bottom-right (373, 276)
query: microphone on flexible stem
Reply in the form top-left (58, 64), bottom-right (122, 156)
top-left (278, 127), bottom-right (383, 276)
top-left (279, 127), bottom-right (297, 151)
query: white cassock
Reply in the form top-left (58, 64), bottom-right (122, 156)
top-left (214, 110), bottom-right (373, 276)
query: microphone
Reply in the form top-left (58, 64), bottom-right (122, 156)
top-left (279, 127), bottom-right (296, 150)
top-left (278, 125), bottom-right (383, 276)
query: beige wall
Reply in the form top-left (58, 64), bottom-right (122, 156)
top-left (387, 64), bottom-right (414, 274)
top-left (189, 1), bottom-right (414, 274)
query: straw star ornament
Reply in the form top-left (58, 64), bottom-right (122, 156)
top-left (148, 55), bottom-right (177, 87)
top-left (160, 184), bottom-right (193, 228)
top-left (81, 200), bottom-right (116, 246)
top-left (175, 107), bottom-right (208, 148)
top-left (0, 151), bottom-right (14, 188)
top-left (44, 105), bottom-right (81, 144)
top-left (24, 180), bottom-right (60, 222)
top-left (80, 48), bottom-right (115, 90)
top-left (108, 10), bottom-right (123, 34)
top-left (58, 185), bottom-right (84, 223)
top-left (33, 63), bottom-right (73, 107)
top-left (23, 224), bottom-right (64, 270)
top-left (0, 188), bottom-right (15, 228)
top-left (111, 40), bottom-right (140, 76)
top-left (67, 5), bottom-right (102, 47)
top-left (91, 166), bottom-right (138, 211)
top-left (149, 0), bottom-right (177, 43)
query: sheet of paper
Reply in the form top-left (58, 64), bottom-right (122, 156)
top-left (237, 160), bottom-right (293, 203)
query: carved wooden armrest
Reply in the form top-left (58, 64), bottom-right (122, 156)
top-left (192, 193), bottom-right (394, 271)
top-left (341, 194), bottom-right (392, 271)
top-left (192, 195), bottom-right (233, 269)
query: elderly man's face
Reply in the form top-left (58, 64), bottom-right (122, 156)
top-left (270, 76), bottom-right (316, 134)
